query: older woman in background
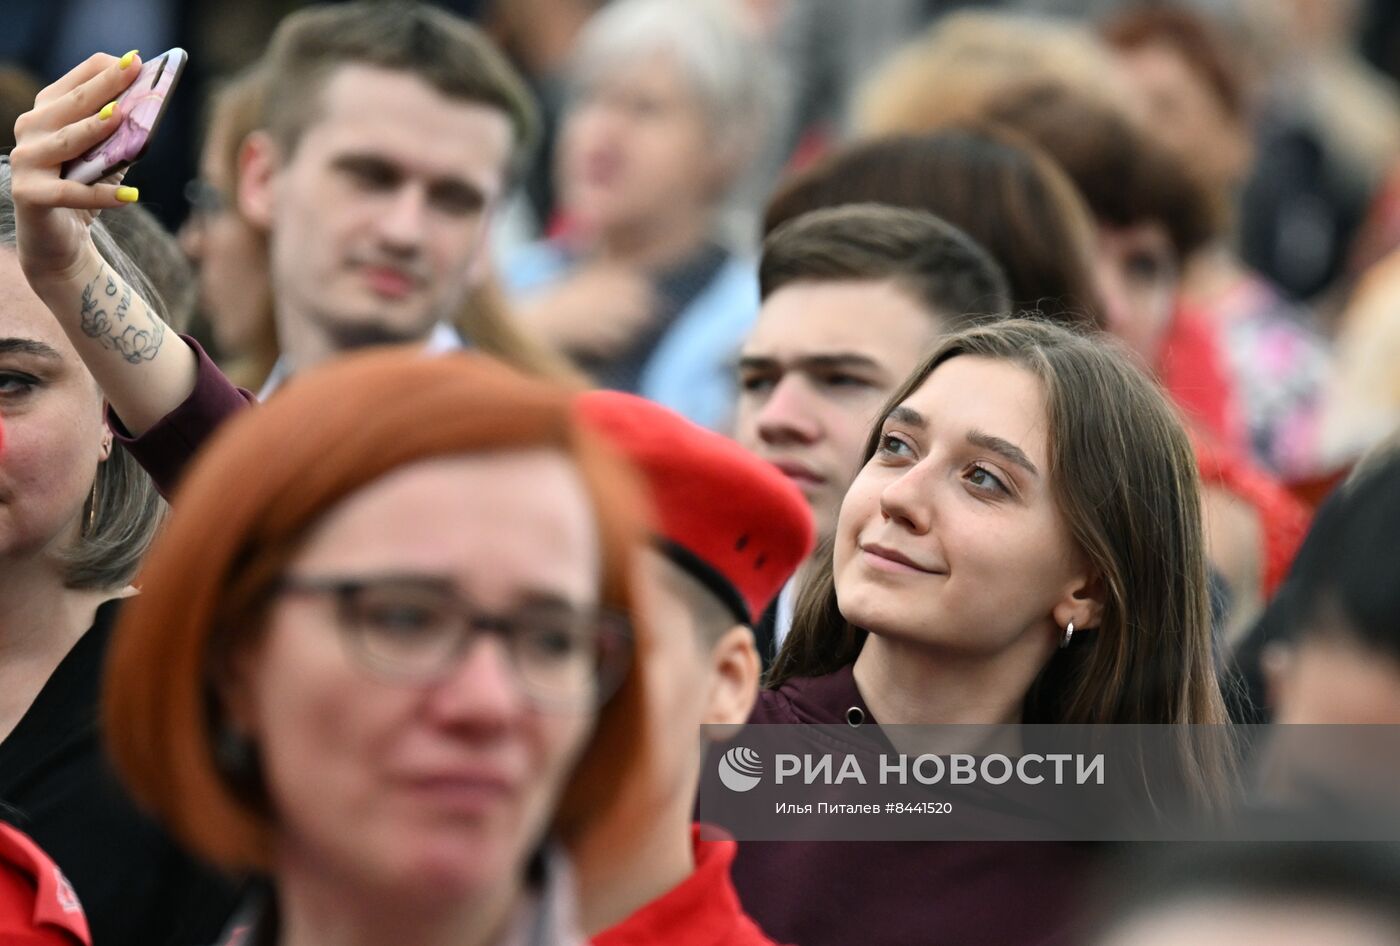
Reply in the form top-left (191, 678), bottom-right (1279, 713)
top-left (1103, 5), bottom-right (1333, 483)
top-left (505, 0), bottom-right (772, 430)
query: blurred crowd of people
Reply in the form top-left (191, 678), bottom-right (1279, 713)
top-left (3, 1), bottom-right (1400, 945)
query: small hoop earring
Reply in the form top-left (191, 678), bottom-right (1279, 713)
top-left (1060, 620), bottom-right (1075, 649)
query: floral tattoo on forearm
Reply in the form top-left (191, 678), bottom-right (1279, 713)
top-left (79, 267), bottom-right (165, 363)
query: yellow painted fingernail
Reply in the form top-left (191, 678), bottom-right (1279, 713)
top-left (115, 186), bottom-right (139, 203)
top-left (98, 101), bottom-right (116, 120)
top-left (119, 50), bottom-right (138, 69)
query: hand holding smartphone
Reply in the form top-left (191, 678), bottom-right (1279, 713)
top-left (61, 48), bottom-right (188, 185)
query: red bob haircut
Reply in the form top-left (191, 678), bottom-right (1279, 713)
top-left (104, 347), bottom-right (653, 871)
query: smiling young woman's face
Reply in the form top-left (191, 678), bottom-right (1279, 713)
top-left (832, 355), bottom-right (1089, 656)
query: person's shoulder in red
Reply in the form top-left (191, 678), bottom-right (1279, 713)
top-left (1160, 301), bottom-right (1250, 460)
top-left (592, 826), bottom-right (790, 946)
top-left (1193, 429), bottom-right (1312, 597)
top-left (0, 823), bottom-right (91, 946)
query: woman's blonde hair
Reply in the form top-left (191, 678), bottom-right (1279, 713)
top-left (856, 10), bottom-right (1128, 137)
top-left (0, 160), bottom-right (166, 590)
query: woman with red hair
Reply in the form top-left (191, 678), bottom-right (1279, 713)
top-left (103, 347), bottom-right (654, 946)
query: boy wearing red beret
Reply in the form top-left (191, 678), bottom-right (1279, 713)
top-left (574, 391), bottom-right (814, 946)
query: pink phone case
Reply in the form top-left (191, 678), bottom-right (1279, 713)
top-left (62, 48), bottom-right (188, 185)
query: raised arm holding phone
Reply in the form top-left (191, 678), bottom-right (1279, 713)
top-left (10, 50), bottom-right (201, 438)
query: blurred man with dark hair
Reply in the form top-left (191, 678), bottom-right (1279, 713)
top-left (1088, 843), bottom-right (1400, 946)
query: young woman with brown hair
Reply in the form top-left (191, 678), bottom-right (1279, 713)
top-left (771, 320), bottom-right (1229, 739)
top-left (731, 319), bottom-right (1236, 946)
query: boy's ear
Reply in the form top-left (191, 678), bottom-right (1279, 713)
top-left (702, 624), bottom-right (760, 738)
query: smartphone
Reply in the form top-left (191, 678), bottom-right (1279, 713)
top-left (62, 48), bottom-right (188, 185)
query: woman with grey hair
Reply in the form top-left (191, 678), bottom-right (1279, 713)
top-left (505, 0), bottom-right (772, 431)
top-left (0, 154), bottom-right (235, 945)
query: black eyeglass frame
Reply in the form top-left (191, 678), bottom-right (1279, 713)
top-left (274, 573), bottom-right (634, 712)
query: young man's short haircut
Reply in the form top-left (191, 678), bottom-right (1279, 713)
top-left (652, 553), bottom-right (742, 649)
top-left (258, 1), bottom-right (539, 169)
top-left (759, 203), bottom-right (1012, 330)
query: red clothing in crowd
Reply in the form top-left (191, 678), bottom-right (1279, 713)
top-left (1159, 310), bottom-right (1311, 596)
top-left (1159, 304), bottom-right (1249, 459)
top-left (0, 824), bottom-right (90, 946)
top-left (594, 826), bottom-right (786, 946)
top-left (1193, 432), bottom-right (1311, 597)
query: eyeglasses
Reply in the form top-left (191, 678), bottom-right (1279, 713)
top-left (183, 178), bottom-right (227, 218)
top-left (276, 574), bottom-right (633, 711)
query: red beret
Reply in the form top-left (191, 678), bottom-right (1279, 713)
top-left (576, 392), bottom-right (814, 625)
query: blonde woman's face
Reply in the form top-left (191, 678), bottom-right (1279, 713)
top-left (833, 356), bottom-right (1092, 658)
top-left (229, 452), bottom-right (601, 902)
top-left (0, 249), bottom-right (108, 564)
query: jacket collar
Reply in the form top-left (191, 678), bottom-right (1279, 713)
top-left (211, 847), bottom-right (585, 946)
top-left (775, 663), bottom-right (877, 727)
top-left (258, 322), bottom-right (467, 400)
